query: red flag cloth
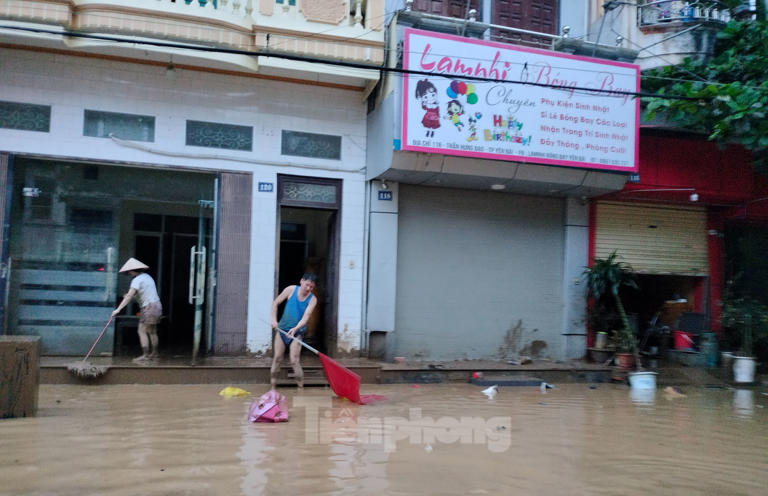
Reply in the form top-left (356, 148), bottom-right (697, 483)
top-left (318, 353), bottom-right (385, 405)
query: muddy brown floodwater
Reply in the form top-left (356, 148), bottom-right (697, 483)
top-left (1, 383), bottom-right (767, 495)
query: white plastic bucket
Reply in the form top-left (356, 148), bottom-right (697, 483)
top-left (628, 371), bottom-right (657, 390)
top-left (733, 356), bottom-right (756, 383)
top-left (595, 332), bottom-right (608, 349)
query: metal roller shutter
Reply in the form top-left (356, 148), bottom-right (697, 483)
top-left (595, 202), bottom-right (708, 275)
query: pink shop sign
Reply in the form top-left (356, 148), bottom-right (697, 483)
top-left (402, 28), bottom-right (640, 172)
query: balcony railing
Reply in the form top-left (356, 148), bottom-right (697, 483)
top-left (638, 1), bottom-right (731, 28)
top-left (0, 0), bottom-right (384, 65)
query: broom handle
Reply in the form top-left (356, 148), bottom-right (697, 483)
top-left (82, 317), bottom-right (113, 363)
top-left (276, 327), bottom-right (319, 355)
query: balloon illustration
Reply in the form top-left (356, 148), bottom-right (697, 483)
top-left (446, 80), bottom-right (478, 105)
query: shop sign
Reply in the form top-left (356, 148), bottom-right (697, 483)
top-left (402, 28), bottom-right (639, 172)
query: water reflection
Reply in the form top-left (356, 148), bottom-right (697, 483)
top-left (0, 384), bottom-right (766, 495)
top-left (733, 389), bottom-right (754, 418)
top-left (629, 388), bottom-right (656, 405)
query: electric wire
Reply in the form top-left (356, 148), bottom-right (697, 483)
top-left (2, 24), bottom-right (679, 100)
top-left (4, 11), bottom-right (754, 101)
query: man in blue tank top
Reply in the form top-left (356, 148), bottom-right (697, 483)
top-left (270, 273), bottom-right (318, 389)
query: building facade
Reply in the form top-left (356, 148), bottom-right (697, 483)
top-left (0, 0), bottom-right (385, 358)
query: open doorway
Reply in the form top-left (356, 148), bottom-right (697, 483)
top-left (121, 213), bottom-right (212, 357)
top-left (276, 175), bottom-right (341, 355)
top-left (6, 158), bottom-right (215, 356)
top-left (621, 274), bottom-right (708, 351)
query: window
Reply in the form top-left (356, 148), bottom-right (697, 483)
top-left (186, 120), bottom-right (253, 151)
top-left (84, 110), bottom-right (155, 142)
top-left (0, 101), bottom-right (51, 132)
top-left (281, 130), bottom-right (342, 160)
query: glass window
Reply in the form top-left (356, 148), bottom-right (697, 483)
top-left (281, 130), bottom-right (342, 160)
top-left (0, 100), bottom-right (51, 132)
top-left (83, 110), bottom-right (155, 142)
top-left (278, 176), bottom-right (341, 209)
top-left (186, 120), bottom-right (253, 151)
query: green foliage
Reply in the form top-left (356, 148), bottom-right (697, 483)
top-left (642, 19), bottom-right (768, 170)
top-left (583, 251), bottom-right (639, 353)
top-left (720, 281), bottom-right (768, 358)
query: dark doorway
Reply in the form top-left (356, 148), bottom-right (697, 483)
top-left (276, 175), bottom-right (341, 356)
top-left (278, 207), bottom-right (335, 353)
top-left (118, 213), bottom-right (211, 356)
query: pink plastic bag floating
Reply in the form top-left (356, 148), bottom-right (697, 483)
top-left (249, 390), bottom-right (289, 423)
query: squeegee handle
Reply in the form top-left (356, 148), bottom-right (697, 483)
top-left (276, 327), bottom-right (319, 355)
top-left (82, 317), bottom-right (113, 363)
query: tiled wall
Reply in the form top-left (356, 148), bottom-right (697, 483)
top-left (0, 47), bottom-right (368, 354)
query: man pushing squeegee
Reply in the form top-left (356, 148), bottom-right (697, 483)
top-left (270, 273), bottom-right (318, 390)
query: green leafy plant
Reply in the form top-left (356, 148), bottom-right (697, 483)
top-left (720, 289), bottom-right (768, 357)
top-left (583, 251), bottom-right (639, 357)
top-left (642, 17), bottom-right (768, 171)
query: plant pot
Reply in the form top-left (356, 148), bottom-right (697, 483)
top-left (588, 347), bottom-right (614, 363)
top-left (733, 356), bottom-right (756, 384)
top-left (615, 352), bottom-right (636, 371)
top-left (628, 371), bottom-right (657, 390)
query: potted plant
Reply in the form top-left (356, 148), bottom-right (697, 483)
top-left (583, 251), bottom-right (641, 371)
top-left (720, 293), bottom-right (767, 383)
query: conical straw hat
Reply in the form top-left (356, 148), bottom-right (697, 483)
top-left (119, 257), bottom-right (149, 273)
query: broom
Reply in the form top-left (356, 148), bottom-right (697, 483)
top-left (276, 328), bottom-right (382, 404)
top-left (67, 317), bottom-right (113, 379)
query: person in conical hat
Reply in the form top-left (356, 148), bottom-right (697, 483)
top-left (112, 258), bottom-right (163, 363)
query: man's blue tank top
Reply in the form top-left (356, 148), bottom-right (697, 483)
top-left (278, 286), bottom-right (311, 332)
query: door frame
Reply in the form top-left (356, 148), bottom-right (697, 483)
top-left (276, 174), bottom-right (342, 356)
top-left (0, 153), bottom-right (13, 333)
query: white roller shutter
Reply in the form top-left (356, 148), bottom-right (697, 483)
top-left (595, 201), bottom-right (708, 275)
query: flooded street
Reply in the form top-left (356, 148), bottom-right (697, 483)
top-left (1, 383), bottom-right (767, 495)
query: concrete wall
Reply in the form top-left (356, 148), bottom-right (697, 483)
top-left (393, 184), bottom-right (565, 360)
top-left (0, 48), bottom-right (368, 355)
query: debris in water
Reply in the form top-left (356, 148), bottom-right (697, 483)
top-left (663, 386), bottom-right (687, 398)
top-left (588, 385), bottom-right (598, 390)
top-left (481, 385), bottom-right (498, 399)
top-left (540, 382), bottom-right (554, 392)
top-left (424, 443), bottom-right (433, 453)
top-left (219, 387), bottom-right (250, 398)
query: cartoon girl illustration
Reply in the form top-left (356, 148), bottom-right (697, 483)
top-left (446, 99), bottom-right (464, 132)
top-left (415, 79), bottom-right (440, 138)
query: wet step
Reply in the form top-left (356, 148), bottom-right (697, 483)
top-left (274, 379), bottom-right (329, 387)
top-left (469, 375), bottom-right (543, 387)
top-left (275, 368), bottom-right (328, 387)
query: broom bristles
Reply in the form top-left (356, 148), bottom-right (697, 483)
top-left (66, 362), bottom-right (109, 379)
